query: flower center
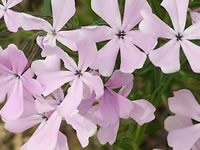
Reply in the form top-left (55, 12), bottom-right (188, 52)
top-left (75, 70), bottom-right (82, 77)
top-left (116, 31), bottom-right (126, 39)
top-left (51, 29), bottom-right (57, 36)
top-left (176, 33), bottom-right (183, 41)
top-left (14, 73), bottom-right (20, 78)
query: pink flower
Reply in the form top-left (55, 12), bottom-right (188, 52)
top-left (0, 44), bottom-right (43, 120)
top-left (32, 40), bottom-right (104, 118)
top-left (164, 89), bottom-right (200, 150)
top-left (140, 0), bottom-right (200, 73)
top-left (78, 70), bottom-right (156, 144)
top-left (82, 0), bottom-right (157, 76)
top-left (0, 0), bottom-right (23, 32)
top-left (5, 88), bottom-right (97, 150)
top-left (20, 0), bottom-right (78, 54)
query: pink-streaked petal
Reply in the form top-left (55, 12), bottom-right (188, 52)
top-left (183, 21), bottom-right (200, 39)
top-left (181, 40), bottom-right (200, 73)
top-left (97, 123), bottom-right (119, 145)
top-left (139, 10), bottom-right (176, 39)
top-left (31, 55), bottom-right (60, 76)
top-left (6, 44), bottom-right (28, 75)
top-left (38, 71), bottom-right (75, 96)
top-left (168, 89), bottom-right (200, 121)
top-left (130, 99), bottom-right (155, 125)
top-left (52, 0), bottom-right (75, 31)
top-left (91, 0), bottom-right (121, 30)
top-left (56, 30), bottom-right (79, 51)
top-left (161, 0), bottom-right (188, 33)
top-left (105, 70), bottom-right (133, 90)
top-left (21, 77), bottom-right (43, 98)
top-left (56, 132), bottom-right (69, 150)
top-left (122, 0), bottom-right (151, 31)
top-left (0, 63), bottom-right (13, 75)
top-left (164, 115), bottom-right (193, 132)
top-left (81, 72), bottom-right (104, 99)
top-left (77, 39), bottom-right (98, 72)
top-left (95, 93), bottom-right (119, 127)
top-left (42, 46), bottom-right (78, 71)
top-left (65, 113), bottom-right (97, 148)
top-left (120, 40), bottom-right (147, 73)
top-left (81, 26), bottom-right (114, 42)
top-left (1, 79), bottom-right (23, 120)
top-left (4, 115), bottom-right (43, 133)
top-left (6, 0), bottom-right (23, 8)
top-left (168, 124), bottom-right (200, 150)
top-left (149, 39), bottom-right (181, 73)
top-left (20, 13), bottom-right (52, 32)
top-left (126, 30), bottom-right (157, 54)
top-left (4, 10), bottom-right (21, 32)
top-left (109, 90), bottom-right (133, 119)
top-left (27, 111), bottom-right (62, 150)
top-left (90, 38), bottom-right (120, 76)
top-left (57, 78), bottom-right (83, 116)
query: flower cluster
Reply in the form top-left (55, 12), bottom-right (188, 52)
top-left (1, 0), bottom-right (200, 149)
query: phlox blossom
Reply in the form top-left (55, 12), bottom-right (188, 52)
top-left (140, 0), bottom-right (200, 73)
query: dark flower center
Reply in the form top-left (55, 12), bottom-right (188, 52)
top-left (176, 33), bottom-right (183, 41)
top-left (75, 70), bottom-right (82, 77)
top-left (14, 74), bottom-right (20, 78)
top-left (116, 31), bottom-right (126, 39)
top-left (51, 29), bottom-right (57, 36)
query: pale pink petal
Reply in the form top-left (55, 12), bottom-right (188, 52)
top-left (77, 39), bottom-right (98, 72)
top-left (130, 99), bottom-right (155, 125)
top-left (57, 78), bottom-right (83, 116)
top-left (193, 140), bottom-right (200, 150)
top-left (90, 38), bottom-right (120, 76)
top-left (97, 123), bottom-right (119, 145)
top-left (42, 46), bottom-right (78, 71)
top-left (81, 26), bottom-right (114, 42)
top-left (56, 132), bottom-right (69, 150)
top-left (38, 71), bottom-right (75, 96)
top-left (118, 82), bottom-right (133, 97)
top-left (183, 21), bottom-right (200, 39)
top-left (52, 0), bottom-right (75, 31)
top-left (126, 30), bottom-right (157, 54)
top-left (2, 0), bottom-right (6, 6)
top-left (0, 5), bottom-right (4, 18)
top-left (168, 124), bottom-right (200, 150)
top-left (31, 55), bottom-right (60, 76)
top-left (56, 30), bottom-right (78, 51)
top-left (122, 0), bottom-right (151, 31)
top-left (78, 93), bottom-right (95, 115)
top-left (36, 36), bottom-right (45, 49)
top-left (53, 88), bottom-right (64, 103)
top-left (65, 113), bottom-right (97, 148)
top-left (26, 111), bottom-right (62, 150)
top-left (161, 0), bottom-right (188, 32)
top-left (42, 34), bottom-right (56, 47)
top-left (4, 10), bottom-right (21, 32)
top-left (139, 10), bottom-right (175, 39)
top-left (4, 115), bottom-right (43, 133)
top-left (109, 90), bottom-right (133, 119)
top-left (7, 0), bottom-right (23, 8)
top-left (164, 115), bottom-right (193, 132)
top-left (81, 72), bottom-right (104, 99)
top-left (168, 89), bottom-right (200, 121)
top-left (181, 40), bottom-right (200, 73)
top-left (95, 93), bottom-right (119, 127)
top-left (1, 79), bottom-right (23, 120)
top-left (6, 44), bottom-right (28, 75)
top-left (149, 39), bottom-right (181, 73)
top-left (120, 40), bottom-right (147, 73)
top-left (21, 77), bottom-right (43, 98)
top-left (105, 70), bottom-right (133, 90)
top-left (91, 0), bottom-right (121, 30)
top-left (20, 13), bottom-right (52, 32)
top-left (190, 10), bottom-right (200, 24)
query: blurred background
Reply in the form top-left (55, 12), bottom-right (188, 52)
top-left (1, 0), bottom-right (200, 150)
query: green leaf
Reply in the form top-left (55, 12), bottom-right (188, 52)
top-left (43, 0), bottom-right (51, 16)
